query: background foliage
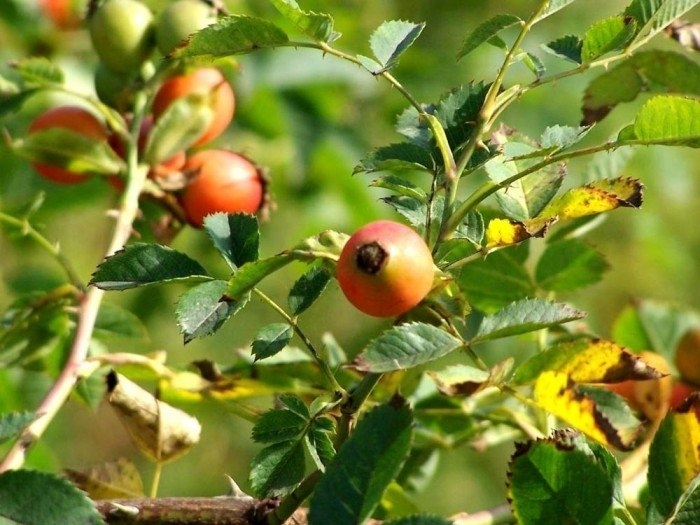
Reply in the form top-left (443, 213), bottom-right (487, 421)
top-left (0, 0), bottom-right (699, 517)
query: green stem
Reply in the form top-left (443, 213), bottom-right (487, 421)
top-left (253, 288), bottom-right (347, 397)
top-left (336, 372), bottom-right (383, 447)
top-left (266, 469), bottom-right (323, 525)
top-left (150, 461), bottom-right (163, 499)
top-left (0, 210), bottom-right (85, 291)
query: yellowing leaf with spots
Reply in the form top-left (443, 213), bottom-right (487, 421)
top-left (534, 370), bottom-right (634, 449)
top-left (534, 177), bottom-right (643, 222)
top-left (648, 394), bottom-right (700, 517)
top-left (513, 337), bottom-right (665, 385)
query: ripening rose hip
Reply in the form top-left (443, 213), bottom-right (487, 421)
top-left (152, 67), bottom-right (235, 147)
top-left (336, 220), bottom-right (434, 317)
top-left (180, 150), bottom-right (264, 227)
top-left (29, 105), bottom-right (108, 184)
top-left (675, 328), bottom-right (700, 386)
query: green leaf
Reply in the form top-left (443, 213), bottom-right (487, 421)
top-left (669, 474), bottom-right (700, 525)
top-left (268, 0), bottom-right (339, 43)
top-left (91, 243), bottom-right (211, 290)
top-left (648, 409), bottom-right (700, 517)
top-left (363, 20), bottom-right (425, 74)
top-left (581, 16), bottom-right (636, 62)
top-left (582, 50), bottom-right (700, 124)
top-left (172, 15), bottom-right (289, 59)
top-left (457, 14), bottom-right (522, 60)
top-left (454, 210), bottom-right (485, 246)
top-left (629, 95), bottom-right (700, 146)
top-left (357, 143), bottom-right (434, 174)
top-left (252, 323), bottom-right (294, 361)
top-left (307, 418), bottom-right (336, 469)
top-left (535, 239), bottom-right (609, 292)
top-left (396, 106), bottom-right (432, 148)
top-left (624, 0), bottom-right (700, 41)
top-left (508, 437), bottom-right (614, 525)
top-left (542, 35), bottom-right (582, 63)
top-left (204, 213), bottom-right (260, 269)
top-left (287, 266), bottom-right (331, 316)
top-left (540, 125), bottom-right (591, 152)
top-left (0, 88), bottom-right (39, 118)
top-left (249, 440), bottom-right (306, 498)
top-left (370, 175), bottom-right (429, 202)
top-left (485, 142), bottom-right (564, 221)
top-left (12, 57), bottom-right (64, 85)
top-left (176, 280), bottom-right (248, 343)
top-left (93, 302), bottom-right (149, 343)
top-left (0, 412), bottom-right (37, 445)
top-left (381, 195), bottom-right (428, 229)
top-left (144, 93), bottom-right (213, 165)
top-left (13, 128), bottom-right (124, 176)
top-left (224, 254), bottom-right (292, 300)
top-left (456, 243), bottom-right (533, 312)
top-left (309, 399), bottom-right (413, 525)
top-left (0, 470), bottom-right (102, 525)
top-left (354, 323), bottom-right (463, 373)
top-left (471, 299), bottom-right (586, 344)
top-left (533, 0), bottom-right (577, 23)
top-left (252, 407), bottom-right (308, 444)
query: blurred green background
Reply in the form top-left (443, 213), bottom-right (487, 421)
top-left (1, 0), bottom-right (699, 516)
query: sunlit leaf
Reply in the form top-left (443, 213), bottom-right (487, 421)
top-left (0, 470), bottom-right (102, 525)
top-left (268, 0), bottom-right (339, 42)
top-left (533, 371), bottom-right (635, 449)
top-left (648, 398), bottom-right (700, 517)
top-left (309, 399), bottom-right (413, 525)
top-left (457, 14), bottom-right (522, 60)
top-left (252, 404), bottom-right (308, 445)
top-left (581, 16), bottom-right (636, 62)
top-left (624, 0), bottom-right (700, 41)
top-left (91, 243), bottom-right (211, 290)
top-left (471, 299), bottom-right (585, 343)
top-left (485, 141), bottom-right (564, 221)
top-left (224, 255), bottom-right (292, 300)
top-left (354, 323), bottom-right (463, 373)
top-left (172, 15), bottom-right (289, 59)
top-left (629, 95), bottom-right (700, 147)
top-left (508, 432), bottom-right (615, 525)
top-left (514, 337), bottom-right (665, 385)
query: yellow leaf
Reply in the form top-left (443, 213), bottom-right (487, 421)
top-left (672, 399), bottom-right (700, 486)
top-left (537, 177), bottom-right (643, 221)
top-left (485, 218), bottom-right (531, 248)
top-left (534, 370), bottom-right (633, 449)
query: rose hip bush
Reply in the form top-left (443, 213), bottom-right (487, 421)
top-left (0, 1), bottom-right (699, 524)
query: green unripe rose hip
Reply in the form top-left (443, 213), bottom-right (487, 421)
top-left (89, 0), bottom-right (155, 73)
top-left (156, 0), bottom-right (217, 55)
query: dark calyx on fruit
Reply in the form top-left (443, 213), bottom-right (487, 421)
top-left (355, 241), bottom-right (388, 275)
